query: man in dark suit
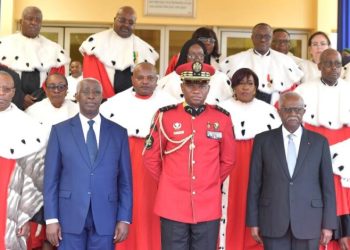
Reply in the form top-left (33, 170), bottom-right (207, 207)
top-left (246, 92), bottom-right (337, 249)
top-left (44, 78), bottom-right (132, 249)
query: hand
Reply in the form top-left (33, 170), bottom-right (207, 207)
top-left (319, 228), bottom-right (332, 245)
top-left (250, 226), bottom-right (263, 244)
top-left (46, 223), bottom-right (62, 247)
top-left (113, 221), bottom-right (129, 243)
top-left (23, 94), bottom-right (37, 109)
top-left (17, 221), bottom-right (30, 238)
top-left (339, 237), bottom-right (350, 250)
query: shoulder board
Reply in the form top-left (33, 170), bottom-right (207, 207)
top-left (215, 105), bottom-right (230, 116)
top-left (159, 104), bottom-right (177, 112)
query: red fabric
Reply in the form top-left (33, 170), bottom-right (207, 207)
top-left (305, 124), bottom-right (350, 249)
top-left (0, 157), bottom-right (16, 250)
top-left (82, 54), bottom-right (115, 98)
top-left (305, 124), bottom-right (350, 216)
top-left (27, 223), bottom-right (46, 249)
top-left (116, 137), bottom-right (160, 250)
top-left (143, 104), bottom-right (236, 223)
top-left (319, 240), bottom-right (341, 250)
top-left (39, 66), bottom-right (66, 91)
top-left (225, 140), bottom-right (263, 250)
top-left (165, 54), bottom-right (179, 76)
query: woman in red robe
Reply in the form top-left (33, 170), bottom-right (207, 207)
top-left (218, 68), bottom-right (281, 250)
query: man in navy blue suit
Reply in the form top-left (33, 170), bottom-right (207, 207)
top-left (44, 78), bottom-right (133, 249)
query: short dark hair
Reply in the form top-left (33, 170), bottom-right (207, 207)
top-left (45, 73), bottom-right (68, 86)
top-left (273, 28), bottom-right (290, 37)
top-left (308, 31), bottom-right (331, 46)
top-left (230, 68), bottom-right (259, 90)
top-left (192, 27), bottom-right (221, 58)
top-left (175, 39), bottom-right (210, 70)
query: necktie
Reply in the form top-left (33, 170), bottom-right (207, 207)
top-left (287, 134), bottom-right (297, 176)
top-left (87, 120), bottom-right (98, 164)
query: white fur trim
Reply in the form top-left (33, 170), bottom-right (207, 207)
top-left (0, 33), bottom-right (70, 72)
top-left (220, 49), bottom-right (303, 94)
top-left (0, 104), bottom-right (47, 159)
top-left (219, 98), bottom-right (281, 140)
top-left (295, 79), bottom-right (350, 129)
top-left (100, 88), bottom-right (178, 137)
top-left (25, 99), bottom-right (79, 128)
top-left (330, 139), bottom-right (350, 187)
top-left (79, 29), bottom-right (159, 71)
top-left (157, 70), bottom-right (233, 105)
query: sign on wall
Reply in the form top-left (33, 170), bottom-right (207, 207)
top-left (144, 0), bottom-right (195, 17)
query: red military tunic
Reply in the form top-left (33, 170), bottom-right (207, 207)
top-left (143, 103), bottom-right (236, 223)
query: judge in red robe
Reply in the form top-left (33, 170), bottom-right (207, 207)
top-left (0, 71), bottom-right (46, 250)
top-left (218, 68), bottom-right (281, 250)
top-left (80, 6), bottom-right (159, 99)
top-left (100, 62), bottom-right (177, 250)
top-left (295, 48), bottom-right (350, 250)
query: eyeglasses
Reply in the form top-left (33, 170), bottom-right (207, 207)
top-left (273, 39), bottom-right (290, 45)
top-left (135, 75), bottom-right (157, 81)
top-left (254, 34), bottom-right (272, 40)
top-left (311, 42), bottom-right (329, 47)
top-left (321, 61), bottom-right (342, 68)
top-left (46, 84), bottom-right (67, 92)
top-left (0, 86), bottom-right (15, 94)
top-left (116, 17), bottom-right (135, 26)
top-left (187, 54), bottom-right (205, 60)
top-left (281, 107), bottom-right (305, 114)
top-left (198, 37), bottom-right (216, 44)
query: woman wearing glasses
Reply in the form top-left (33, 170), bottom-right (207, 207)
top-left (165, 27), bottom-right (222, 75)
top-left (299, 31), bottom-right (331, 83)
top-left (158, 39), bottom-right (232, 104)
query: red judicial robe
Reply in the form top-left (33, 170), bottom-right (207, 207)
top-left (295, 79), bottom-right (350, 250)
top-left (100, 88), bottom-right (177, 250)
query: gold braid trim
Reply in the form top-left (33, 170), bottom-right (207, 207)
top-left (158, 112), bottom-right (193, 155)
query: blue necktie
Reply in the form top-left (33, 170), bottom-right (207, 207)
top-left (87, 120), bottom-right (98, 164)
top-left (287, 134), bottom-right (297, 176)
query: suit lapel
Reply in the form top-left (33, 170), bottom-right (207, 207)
top-left (292, 128), bottom-right (310, 179)
top-left (71, 115), bottom-right (91, 168)
top-left (272, 127), bottom-right (291, 179)
top-left (93, 116), bottom-right (111, 169)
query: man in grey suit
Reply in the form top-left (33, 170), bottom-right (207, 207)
top-left (246, 92), bottom-right (337, 249)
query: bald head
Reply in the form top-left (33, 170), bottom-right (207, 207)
top-left (278, 92), bottom-right (305, 133)
top-left (113, 6), bottom-right (136, 38)
top-left (319, 48), bottom-right (341, 64)
top-left (0, 71), bottom-right (15, 111)
top-left (318, 48), bottom-right (342, 86)
top-left (132, 62), bottom-right (158, 96)
top-left (251, 23), bottom-right (273, 55)
top-left (20, 6), bottom-right (42, 38)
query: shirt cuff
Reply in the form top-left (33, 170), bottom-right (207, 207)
top-left (46, 218), bottom-right (59, 224)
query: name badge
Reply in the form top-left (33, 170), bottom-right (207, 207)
top-left (207, 131), bottom-right (222, 140)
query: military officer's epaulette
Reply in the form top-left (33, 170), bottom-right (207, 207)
top-left (215, 105), bottom-right (230, 116)
top-left (159, 104), bottom-right (177, 112)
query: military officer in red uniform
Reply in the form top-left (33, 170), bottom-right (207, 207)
top-left (143, 62), bottom-right (236, 250)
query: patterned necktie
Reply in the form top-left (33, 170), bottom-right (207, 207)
top-left (87, 120), bottom-right (98, 164)
top-left (287, 134), bottom-right (297, 176)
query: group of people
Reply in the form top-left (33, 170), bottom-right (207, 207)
top-left (1, 4), bottom-right (350, 250)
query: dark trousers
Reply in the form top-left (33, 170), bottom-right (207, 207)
top-left (262, 226), bottom-right (320, 250)
top-left (58, 206), bottom-right (114, 250)
top-left (160, 217), bottom-right (220, 250)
